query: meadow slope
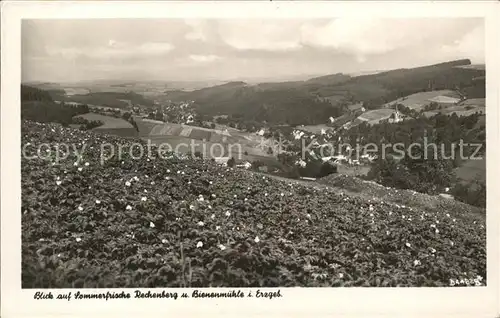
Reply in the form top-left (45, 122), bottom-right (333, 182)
top-left (22, 121), bottom-right (486, 288)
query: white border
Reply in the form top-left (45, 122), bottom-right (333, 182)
top-left (2, 1), bottom-right (499, 317)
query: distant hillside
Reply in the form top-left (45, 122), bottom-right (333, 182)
top-left (162, 59), bottom-right (484, 125)
top-left (60, 91), bottom-right (156, 109)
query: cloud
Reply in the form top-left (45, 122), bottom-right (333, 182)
top-left (217, 20), bottom-right (304, 51)
top-left (44, 41), bottom-right (174, 60)
top-left (185, 20), bottom-right (211, 42)
top-left (300, 18), bottom-right (480, 56)
top-left (189, 54), bottom-right (222, 63)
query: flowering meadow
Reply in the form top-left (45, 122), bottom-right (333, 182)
top-left (21, 121), bottom-right (486, 287)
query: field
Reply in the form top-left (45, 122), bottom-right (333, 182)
top-left (136, 119), bottom-right (273, 159)
top-left (456, 158), bottom-right (486, 183)
top-left (299, 124), bottom-right (331, 134)
top-left (74, 113), bottom-right (134, 129)
top-left (21, 121), bottom-right (486, 288)
top-left (357, 109), bottom-right (395, 125)
top-left (383, 90), bottom-right (462, 111)
top-left (459, 98), bottom-right (486, 107)
top-left (423, 105), bottom-right (485, 118)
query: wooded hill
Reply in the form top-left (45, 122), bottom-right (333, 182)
top-left (165, 59), bottom-right (485, 125)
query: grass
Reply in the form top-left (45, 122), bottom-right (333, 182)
top-left (74, 113), bottom-right (133, 129)
top-left (383, 90), bottom-right (461, 110)
top-left (456, 158), bottom-right (486, 183)
top-left (358, 109), bottom-right (395, 122)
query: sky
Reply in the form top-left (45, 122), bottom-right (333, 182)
top-left (22, 18), bottom-right (485, 83)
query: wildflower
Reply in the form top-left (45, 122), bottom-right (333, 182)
top-left (126, 205), bottom-right (132, 210)
top-left (265, 193), bottom-right (268, 196)
top-left (209, 181), bottom-right (213, 185)
top-left (388, 211), bottom-right (392, 216)
top-left (370, 213), bottom-right (374, 217)
top-left (151, 181), bottom-right (155, 185)
top-left (254, 236), bottom-right (260, 243)
top-left (84, 162), bottom-right (89, 166)
top-left (281, 193), bottom-right (284, 197)
top-left (211, 214), bottom-right (215, 219)
top-left (78, 167), bottom-right (83, 172)
top-left (73, 162), bottom-right (78, 166)
top-left (133, 176), bottom-right (139, 181)
top-left (95, 200), bottom-right (101, 204)
top-left (216, 226), bottom-right (221, 230)
top-left (233, 194), bottom-right (237, 198)
top-left (446, 213), bottom-right (450, 217)
top-left (141, 197), bottom-right (147, 202)
top-left (218, 244), bottom-right (226, 251)
top-left (413, 260), bottom-right (421, 266)
top-left (450, 241), bottom-right (454, 247)
top-left (198, 195), bottom-right (204, 202)
top-left (464, 278), bottom-right (470, 286)
top-left (405, 242), bottom-right (411, 248)
top-left (306, 214), bottom-right (311, 218)
top-left (75, 237), bottom-right (82, 242)
top-left (56, 181), bottom-right (62, 186)
top-left (144, 189), bottom-right (148, 193)
top-left (430, 247), bottom-right (436, 254)
top-left (208, 205), bottom-right (212, 209)
top-left (196, 241), bottom-right (203, 248)
top-left (161, 239), bottom-right (168, 244)
top-left (225, 211), bottom-right (231, 217)
top-left (436, 220), bottom-right (440, 224)
top-left (181, 172), bottom-right (185, 175)
top-left (430, 224), bottom-right (436, 228)
top-left (125, 181), bottom-right (131, 187)
top-left (450, 279), bottom-right (455, 287)
top-left (338, 273), bottom-right (344, 278)
top-left (244, 198), bottom-right (248, 202)
top-left (149, 222), bottom-right (155, 228)
top-left (453, 219), bottom-right (456, 223)
top-left (78, 206), bottom-right (83, 211)
top-left (197, 221), bottom-right (204, 227)
top-left (402, 215), bottom-right (405, 219)
top-left (369, 205), bottom-right (374, 211)
top-left (188, 181), bottom-right (191, 185)
top-left (189, 205), bottom-right (195, 210)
